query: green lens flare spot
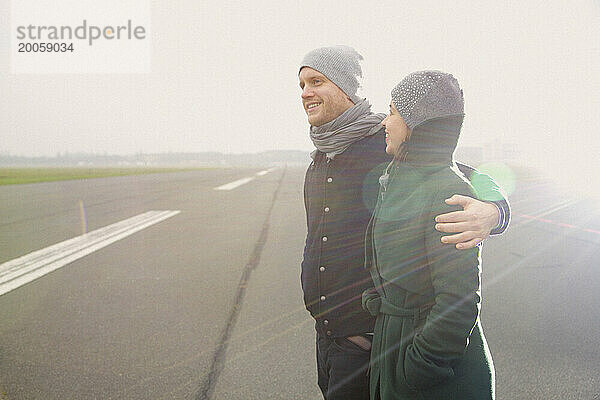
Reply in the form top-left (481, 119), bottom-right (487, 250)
top-left (471, 162), bottom-right (516, 200)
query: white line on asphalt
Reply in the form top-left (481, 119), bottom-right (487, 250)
top-left (0, 210), bottom-right (181, 297)
top-left (214, 177), bottom-right (256, 191)
top-left (214, 167), bottom-right (277, 190)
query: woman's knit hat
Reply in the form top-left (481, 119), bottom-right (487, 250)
top-left (391, 71), bottom-right (464, 129)
top-left (299, 45), bottom-right (364, 104)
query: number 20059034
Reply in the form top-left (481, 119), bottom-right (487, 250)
top-left (18, 43), bottom-right (74, 52)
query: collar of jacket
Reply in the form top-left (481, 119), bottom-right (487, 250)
top-left (402, 114), bottom-right (464, 168)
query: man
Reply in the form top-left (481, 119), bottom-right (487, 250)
top-left (298, 45), bottom-right (509, 400)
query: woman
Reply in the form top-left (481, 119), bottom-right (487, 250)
top-left (362, 71), bottom-right (495, 399)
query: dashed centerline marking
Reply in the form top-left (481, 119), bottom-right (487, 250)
top-left (0, 210), bottom-right (180, 297)
top-left (214, 177), bottom-right (256, 191)
top-left (256, 168), bottom-right (277, 176)
top-left (214, 168), bottom-right (277, 191)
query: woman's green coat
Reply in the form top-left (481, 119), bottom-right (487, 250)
top-left (363, 117), bottom-right (495, 399)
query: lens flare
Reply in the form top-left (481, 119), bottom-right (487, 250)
top-left (472, 162), bottom-right (516, 199)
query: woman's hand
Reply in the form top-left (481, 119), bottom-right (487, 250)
top-left (434, 195), bottom-right (501, 249)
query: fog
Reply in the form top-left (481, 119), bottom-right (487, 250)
top-left (1, 0), bottom-right (598, 195)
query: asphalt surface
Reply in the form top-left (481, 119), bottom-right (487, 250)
top-left (0, 166), bottom-right (598, 399)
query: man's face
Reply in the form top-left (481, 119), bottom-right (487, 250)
top-left (299, 67), bottom-right (354, 127)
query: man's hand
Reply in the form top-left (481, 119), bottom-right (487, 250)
top-left (434, 195), bottom-right (501, 250)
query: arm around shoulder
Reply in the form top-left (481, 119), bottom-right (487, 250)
top-left (455, 162), bottom-right (511, 235)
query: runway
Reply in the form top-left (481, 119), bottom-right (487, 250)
top-left (0, 166), bottom-right (598, 399)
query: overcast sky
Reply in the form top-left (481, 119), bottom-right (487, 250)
top-left (1, 0), bottom-right (599, 189)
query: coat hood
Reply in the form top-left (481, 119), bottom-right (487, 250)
top-left (403, 114), bottom-right (464, 166)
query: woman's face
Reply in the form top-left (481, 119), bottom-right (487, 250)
top-left (382, 102), bottom-right (410, 156)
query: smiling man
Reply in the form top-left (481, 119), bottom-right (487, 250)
top-left (298, 45), bottom-right (509, 400)
top-left (301, 68), bottom-right (355, 127)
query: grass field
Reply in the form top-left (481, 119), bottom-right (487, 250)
top-left (0, 167), bottom-right (206, 186)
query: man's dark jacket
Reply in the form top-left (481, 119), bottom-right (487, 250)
top-left (301, 128), bottom-right (510, 338)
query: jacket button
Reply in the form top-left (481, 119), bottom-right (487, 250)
top-left (320, 295), bottom-right (326, 301)
top-left (324, 206), bottom-right (330, 212)
top-left (323, 319), bottom-right (329, 325)
top-left (327, 177), bottom-right (333, 183)
top-left (319, 266), bottom-right (326, 272)
top-left (326, 330), bottom-right (332, 336)
top-left (322, 236), bottom-right (328, 242)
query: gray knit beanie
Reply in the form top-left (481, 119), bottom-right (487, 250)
top-left (299, 45), bottom-right (363, 104)
top-left (391, 71), bottom-right (464, 129)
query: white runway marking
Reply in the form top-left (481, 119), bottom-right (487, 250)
top-left (256, 167), bottom-right (277, 176)
top-left (0, 210), bottom-right (181, 297)
top-left (214, 177), bottom-right (256, 191)
top-left (214, 168), bottom-right (277, 190)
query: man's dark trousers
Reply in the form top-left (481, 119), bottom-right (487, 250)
top-left (316, 333), bottom-right (371, 400)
